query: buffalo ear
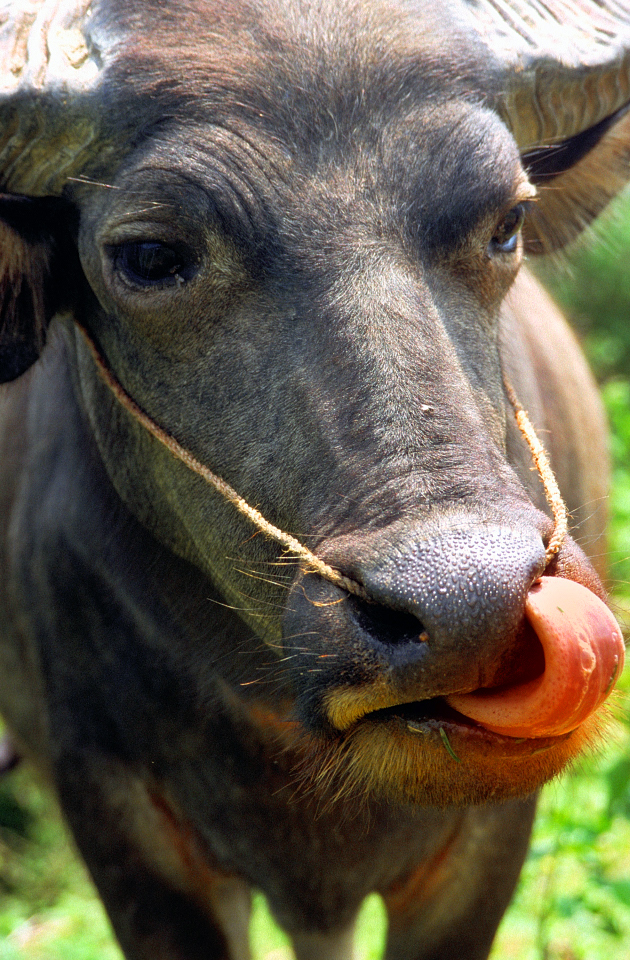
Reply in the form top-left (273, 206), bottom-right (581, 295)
top-left (520, 103), bottom-right (630, 253)
top-left (0, 195), bottom-right (78, 382)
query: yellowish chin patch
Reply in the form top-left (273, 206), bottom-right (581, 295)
top-left (294, 710), bottom-right (610, 809)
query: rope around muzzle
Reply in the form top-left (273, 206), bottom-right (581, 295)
top-left (77, 324), bottom-right (567, 600)
top-left (502, 379), bottom-right (568, 564)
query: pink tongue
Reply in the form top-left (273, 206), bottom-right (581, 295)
top-left (445, 577), bottom-right (625, 738)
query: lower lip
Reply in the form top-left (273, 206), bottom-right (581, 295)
top-left (363, 704), bottom-right (571, 759)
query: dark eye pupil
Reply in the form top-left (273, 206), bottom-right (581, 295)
top-left (115, 242), bottom-right (184, 285)
top-left (491, 204), bottom-right (525, 253)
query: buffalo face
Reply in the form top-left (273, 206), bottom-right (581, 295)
top-left (68, 100), bottom-right (620, 805)
top-left (1, 0), bottom-right (627, 813)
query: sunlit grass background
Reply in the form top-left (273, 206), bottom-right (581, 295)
top-left (1, 193), bottom-right (630, 959)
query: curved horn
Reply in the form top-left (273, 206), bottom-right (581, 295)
top-left (469, 0), bottom-right (630, 148)
top-left (465, 0), bottom-right (630, 249)
top-left (0, 0), bottom-right (109, 195)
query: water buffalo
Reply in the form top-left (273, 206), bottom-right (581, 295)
top-left (0, 1), bottom-right (628, 958)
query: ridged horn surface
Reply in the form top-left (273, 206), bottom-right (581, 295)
top-left (0, 0), bottom-right (106, 195)
top-left (465, 0), bottom-right (630, 149)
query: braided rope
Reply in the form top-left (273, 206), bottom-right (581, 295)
top-left (77, 324), bottom-right (566, 596)
top-left (503, 377), bottom-right (568, 565)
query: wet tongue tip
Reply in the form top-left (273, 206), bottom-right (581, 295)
top-left (445, 577), bottom-right (625, 739)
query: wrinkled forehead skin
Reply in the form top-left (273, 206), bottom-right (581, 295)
top-left (17, 0), bottom-right (506, 196)
top-left (93, 0), bottom-right (499, 139)
top-left (78, 11), bottom-right (524, 299)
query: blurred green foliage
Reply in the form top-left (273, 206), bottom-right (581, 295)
top-left (535, 192), bottom-right (630, 384)
top-left (0, 761), bottom-right (123, 960)
top-left (601, 379), bottom-right (630, 606)
top-left (1, 193), bottom-right (629, 959)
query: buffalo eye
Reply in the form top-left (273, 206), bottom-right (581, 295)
top-left (489, 204), bottom-right (526, 255)
top-left (112, 241), bottom-right (194, 287)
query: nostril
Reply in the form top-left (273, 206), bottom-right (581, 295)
top-left (347, 596), bottom-right (427, 646)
